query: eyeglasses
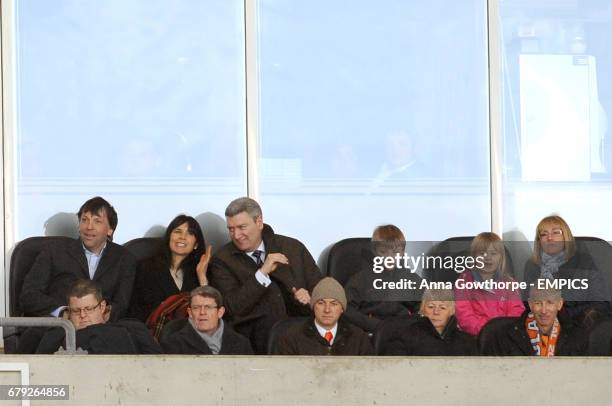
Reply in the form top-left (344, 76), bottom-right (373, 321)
top-left (69, 301), bottom-right (102, 316)
top-left (190, 304), bottom-right (218, 313)
top-left (539, 229), bottom-right (563, 239)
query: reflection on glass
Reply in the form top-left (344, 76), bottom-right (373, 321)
top-left (258, 0), bottom-right (490, 256)
top-left (501, 1), bottom-right (612, 240)
top-left (15, 1), bottom-right (246, 241)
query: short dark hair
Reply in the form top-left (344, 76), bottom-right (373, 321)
top-left (190, 286), bottom-right (223, 308)
top-left (77, 196), bottom-right (118, 235)
top-left (67, 279), bottom-right (103, 303)
top-left (159, 214), bottom-right (205, 270)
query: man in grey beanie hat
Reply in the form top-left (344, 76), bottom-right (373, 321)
top-left (310, 277), bottom-right (347, 311)
top-left (273, 277), bottom-right (373, 355)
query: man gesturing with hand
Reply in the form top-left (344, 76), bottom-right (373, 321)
top-left (209, 197), bottom-right (322, 354)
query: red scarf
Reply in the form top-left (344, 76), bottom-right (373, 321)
top-left (146, 292), bottom-right (190, 341)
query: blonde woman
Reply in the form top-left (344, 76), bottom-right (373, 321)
top-left (383, 289), bottom-right (476, 355)
top-left (524, 215), bottom-right (608, 328)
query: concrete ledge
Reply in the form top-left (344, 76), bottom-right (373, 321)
top-left (0, 356), bottom-right (610, 405)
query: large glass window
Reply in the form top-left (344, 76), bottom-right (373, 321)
top-left (257, 0), bottom-right (490, 256)
top-left (500, 1), bottom-right (612, 240)
top-left (14, 1), bottom-right (246, 242)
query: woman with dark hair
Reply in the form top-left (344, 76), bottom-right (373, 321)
top-left (129, 215), bottom-right (212, 322)
top-left (524, 215), bottom-right (608, 328)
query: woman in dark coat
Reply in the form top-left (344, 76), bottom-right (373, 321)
top-left (129, 215), bottom-right (211, 322)
top-left (523, 215), bottom-right (609, 328)
top-left (383, 289), bottom-right (477, 355)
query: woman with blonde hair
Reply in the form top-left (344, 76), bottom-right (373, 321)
top-left (383, 289), bottom-right (476, 355)
top-left (454, 232), bottom-right (524, 336)
top-left (524, 215), bottom-right (608, 328)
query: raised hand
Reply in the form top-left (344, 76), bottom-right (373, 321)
top-left (260, 253), bottom-right (289, 275)
top-left (196, 245), bottom-right (213, 286)
top-left (292, 287), bottom-right (311, 305)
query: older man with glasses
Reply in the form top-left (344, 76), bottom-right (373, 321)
top-left (35, 279), bottom-right (161, 354)
top-left (161, 286), bottom-right (253, 355)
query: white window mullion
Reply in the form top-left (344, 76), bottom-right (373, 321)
top-left (245, 0), bottom-right (260, 200)
top-left (488, 0), bottom-right (503, 236)
top-left (1, 0), bottom-right (18, 318)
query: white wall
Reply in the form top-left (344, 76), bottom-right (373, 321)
top-left (0, 356), bottom-right (610, 405)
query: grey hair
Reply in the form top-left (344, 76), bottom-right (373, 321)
top-left (528, 286), bottom-right (562, 301)
top-left (225, 197), bottom-right (262, 220)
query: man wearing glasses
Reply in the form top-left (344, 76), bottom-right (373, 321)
top-left (161, 286), bottom-right (253, 355)
top-left (36, 280), bottom-right (161, 354)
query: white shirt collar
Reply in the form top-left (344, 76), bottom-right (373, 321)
top-left (82, 242), bottom-right (107, 257)
top-left (314, 320), bottom-right (338, 344)
top-left (246, 241), bottom-right (266, 257)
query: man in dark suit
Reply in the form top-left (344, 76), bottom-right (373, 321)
top-left (208, 197), bottom-right (322, 354)
top-left (36, 279), bottom-right (161, 354)
top-left (161, 286), bottom-right (253, 354)
top-left (20, 196), bottom-right (136, 321)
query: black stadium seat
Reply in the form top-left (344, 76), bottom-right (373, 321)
top-left (374, 315), bottom-right (419, 355)
top-left (423, 237), bottom-right (474, 283)
top-left (575, 237), bottom-right (612, 303)
top-left (423, 236), bottom-right (516, 283)
top-left (587, 316), bottom-right (612, 355)
top-left (478, 316), bottom-right (518, 355)
top-left (5, 236), bottom-right (74, 353)
top-left (159, 318), bottom-right (189, 344)
top-left (9, 236), bottom-right (74, 317)
top-left (326, 238), bottom-right (371, 286)
top-left (123, 237), bottom-right (162, 263)
top-left (267, 317), bottom-right (309, 355)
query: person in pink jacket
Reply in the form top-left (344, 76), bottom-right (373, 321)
top-left (454, 232), bottom-right (524, 336)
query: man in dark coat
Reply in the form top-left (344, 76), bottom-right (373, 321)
top-left (161, 286), bottom-right (253, 355)
top-left (274, 277), bottom-right (373, 356)
top-left (344, 224), bottom-right (422, 333)
top-left (524, 250), bottom-right (609, 329)
top-left (36, 280), bottom-right (161, 354)
top-left (20, 196), bottom-right (136, 321)
top-left (485, 287), bottom-right (587, 356)
top-left (209, 197), bottom-right (322, 354)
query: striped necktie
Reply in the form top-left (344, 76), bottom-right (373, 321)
top-left (252, 250), bottom-right (264, 268)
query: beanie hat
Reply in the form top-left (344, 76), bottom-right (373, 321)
top-left (310, 277), bottom-right (347, 310)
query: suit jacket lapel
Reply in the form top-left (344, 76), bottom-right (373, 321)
top-left (184, 325), bottom-right (213, 354)
top-left (93, 243), bottom-right (117, 281)
top-left (67, 239), bottom-right (90, 279)
top-left (260, 229), bottom-right (297, 289)
top-left (230, 245), bottom-right (259, 276)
